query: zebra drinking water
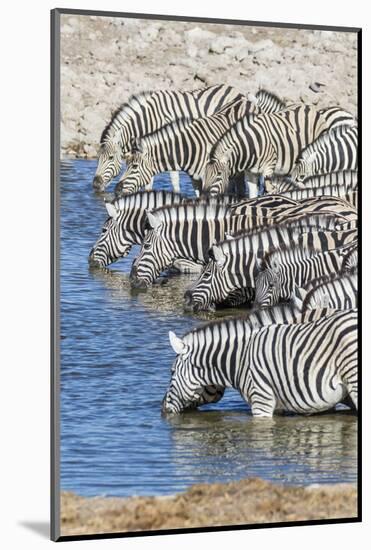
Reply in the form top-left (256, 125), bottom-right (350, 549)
top-left (202, 105), bottom-right (355, 196)
top-left (162, 309), bottom-right (357, 417)
top-left (92, 85), bottom-right (246, 191)
top-left (88, 190), bottom-right (183, 267)
top-left (183, 214), bottom-right (354, 312)
top-left (129, 202), bottom-right (283, 288)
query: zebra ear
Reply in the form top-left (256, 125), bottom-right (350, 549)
top-left (169, 331), bottom-right (186, 355)
top-left (212, 245), bottom-right (226, 266)
top-left (105, 201), bottom-right (119, 221)
top-left (146, 211), bottom-right (161, 230)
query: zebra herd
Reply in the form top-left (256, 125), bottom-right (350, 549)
top-left (89, 83), bottom-right (358, 419)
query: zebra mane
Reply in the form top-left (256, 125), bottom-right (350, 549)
top-left (298, 124), bottom-right (358, 163)
top-left (111, 189), bottom-right (183, 212)
top-left (149, 200), bottom-right (231, 224)
top-left (100, 90), bottom-right (155, 144)
top-left (138, 117), bottom-right (195, 151)
top-left (218, 212), bottom-right (338, 246)
top-left (255, 88), bottom-right (287, 110)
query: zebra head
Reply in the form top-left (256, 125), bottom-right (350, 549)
top-left (88, 202), bottom-right (135, 267)
top-left (114, 142), bottom-right (155, 196)
top-left (93, 140), bottom-right (123, 191)
top-left (254, 261), bottom-right (282, 307)
top-left (184, 244), bottom-right (235, 312)
top-left (130, 211), bottom-right (173, 288)
top-left (203, 158), bottom-right (231, 197)
top-left (161, 331), bottom-right (225, 415)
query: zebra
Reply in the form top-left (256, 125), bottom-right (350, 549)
top-left (272, 186), bottom-right (358, 209)
top-left (183, 214), bottom-right (355, 312)
top-left (114, 97), bottom-right (252, 196)
top-left (92, 85), bottom-right (248, 191)
top-left (290, 125), bottom-right (358, 183)
top-left (254, 241), bottom-right (357, 307)
top-left (293, 268), bottom-right (358, 311)
top-left (129, 202), bottom-right (291, 288)
top-left (88, 190), bottom-right (183, 267)
top-left (162, 309), bottom-right (357, 416)
top-left (202, 104), bottom-right (355, 196)
top-left (267, 170), bottom-right (358, 194)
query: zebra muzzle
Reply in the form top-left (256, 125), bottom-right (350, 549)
top-left (92, 175), bottom-right (105, 191)
top-left (88, 250), bottom-right (104, 268)
top-left (130, 264), bottom-right (149, 289)
top-left (183, 291), bottom-right (200, 313)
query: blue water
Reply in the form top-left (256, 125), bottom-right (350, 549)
top-left (60, 159), bottom-right (357, 497)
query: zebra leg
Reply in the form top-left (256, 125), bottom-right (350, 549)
top-left (170, 171), bottom-right (181, 193)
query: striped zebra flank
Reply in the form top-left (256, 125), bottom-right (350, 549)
top-left (254, 241), bottom-right (357, 307)
top-left (268, 170), bottom-right (358, 193)
top-left (296, 268), bottom-right (358, 311)
top-left (162, 309), bottom-right (357, 416)
top-left (203, 104), bottom-right (355, 196)
top-left (93, 84), bottom-right (244, 191)
top-left (291, 125), bottom-right (358, 182)
top-left (184, 213), bottom-right (346, 312)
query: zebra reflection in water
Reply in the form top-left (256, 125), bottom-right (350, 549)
top-left (164, 411), bottom-right (357, 486)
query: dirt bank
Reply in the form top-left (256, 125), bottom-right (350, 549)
top-left (61, 477), bottom-right (357, 536)
top-left (59, 14), bottom-right (357, 159)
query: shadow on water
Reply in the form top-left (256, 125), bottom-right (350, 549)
top-left (60, 159), bottom-right (357, 498)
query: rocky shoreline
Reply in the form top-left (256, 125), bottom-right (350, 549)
top-left (60, 14), bottom-right (357, 159)
top-left (61, 477), bottom-right (357, 536)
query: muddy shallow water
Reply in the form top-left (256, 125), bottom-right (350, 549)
top-left (60, 159), bottom-right (357, 498)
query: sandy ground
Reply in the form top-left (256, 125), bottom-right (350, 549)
top-left (59, 14), bottom-right (358, 158)
top-left (61, 477), bottom-right (357, 536)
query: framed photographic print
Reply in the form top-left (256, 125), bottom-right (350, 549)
top-left (51, 7), bottom-right (361, 542)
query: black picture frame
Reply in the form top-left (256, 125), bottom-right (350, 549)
top-left (51, 8), bottom-right (362, 542)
